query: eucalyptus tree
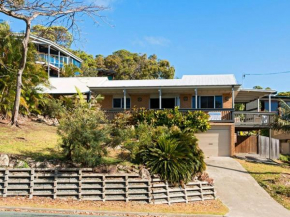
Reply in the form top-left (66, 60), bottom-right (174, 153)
top-left (0, 0), bottom-right (107, 126)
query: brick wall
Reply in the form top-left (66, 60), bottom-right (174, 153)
top-left (180, 94), bottom-right (192, 109)
top-left (131, 95), bottom-right (150, 109)
top-left (222, 93), bottom-right (233, 109)
top-left (101, 95), bottom-right (113, 109)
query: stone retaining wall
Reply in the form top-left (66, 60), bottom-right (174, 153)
top-left (0, 168), bottom-right (215, 204)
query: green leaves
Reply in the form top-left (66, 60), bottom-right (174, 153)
top-left (72, 49), bottom-right (175, 79)
top-left (139, 132), bottom-right (206, 184)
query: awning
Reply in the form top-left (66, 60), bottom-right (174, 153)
top-left (235, 89), bottom-right (277, 103)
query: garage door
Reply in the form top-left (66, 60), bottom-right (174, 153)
top-left (195, 126), bottom-right (231, 157)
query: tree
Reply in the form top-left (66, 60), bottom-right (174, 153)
top-left (253, 86), bottom-right (263, 89)
top-left (73, 49), bottom-right (175, 79)
top-left (0, 22), bottom-right (47, 118)
top-left (277, 91), bottom-right (290, 96)
top-left (0, 0), bottom-right (107, 126)
top-left (273, 100), bottom-right (290, 132)
top-left (32, 25), bottom-right (73, 48)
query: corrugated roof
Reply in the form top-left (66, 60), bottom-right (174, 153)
top-left (38, 78), bottom-right (89, 94)
top-left (88, 74), bottom-right (239, 88)
top-left (181, 74), bottom-right (238, 86)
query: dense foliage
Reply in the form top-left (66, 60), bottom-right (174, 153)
top-left (73, 49), bottom-right (175, 80)
top-left (273, 100), bottom-right (290, 132)
top-left (58, 104), bottom-right (110, 167)
top-left (130, 107), bottom-right (210, 132)
top-left (32, 25), bottom-right (73, 48)
top-left (111, 108), bottom-right (209, 184)
top-left (0, 22), bottom-right (48, 118)
top-left (277, 92), bottom-right (290, 96)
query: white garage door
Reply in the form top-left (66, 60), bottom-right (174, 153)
top-left (195, 126), bottom-right (231, 157)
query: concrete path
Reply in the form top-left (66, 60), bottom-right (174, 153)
top-left (206, 157), bottom-right (290, 217)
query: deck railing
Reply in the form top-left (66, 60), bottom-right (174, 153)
top-left (234, 111), bottom-right (276, 127)
top-left (104, 108), bottom-right (234, 123)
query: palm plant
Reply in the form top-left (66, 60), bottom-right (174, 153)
top-left (139, 134), bottom-right (205, 184)
top-left (273, 100), bottom-right (290, 132)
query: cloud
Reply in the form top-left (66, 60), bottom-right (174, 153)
top-left (144, 36), bottom-right (170, 46)
top-left (132, 36), bottom-right (171, 47)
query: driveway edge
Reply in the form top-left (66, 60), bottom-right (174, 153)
top-left (0, 205), bottom-right (225, 217)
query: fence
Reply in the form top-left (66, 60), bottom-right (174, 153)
top-left (259, 135), bottom-right (280, 159)
top-left (235, 136), bottom-right (258, 154)
top-left (0, 168), bottom-right (215, 205)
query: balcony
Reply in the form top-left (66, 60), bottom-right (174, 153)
top-left (104, 108), bottom-right (234, 123)
top-left (234, 111), bottom-right (275, 128)
top-left (104, 109), bottom-right (276, 127)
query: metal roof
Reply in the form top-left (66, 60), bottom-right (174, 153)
top-left (88, 74), bottom-right (240, 89)
top-left (29, 34), bottom-right (83, 63)
top-left (235, 89), bottom-right (277, 103)
top-left (37, 77), bottom-right (107, 94)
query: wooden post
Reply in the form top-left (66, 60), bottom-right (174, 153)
top-left (102, 175), bottom-right (106, 202)
top-left (165, 181), bottom-right (170, 205)
top-left (29, 169), bottom-right (35, 199)
top-left (3, 169), bottom-right (9, 198)
top-left (78, 169), bottom-right (82, 200)
top-left (184, 184), bottom-right (188, 203)
top-left (53, 169), bottom-right (58, 199)
top-left (125, 175), bottom-right (129, 202)
top-left (232, 86), bottom-right (235, 109)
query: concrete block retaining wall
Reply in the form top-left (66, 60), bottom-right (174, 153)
top-left (0, 168), bottom-right (215, 204)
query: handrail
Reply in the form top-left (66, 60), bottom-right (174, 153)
top-left (234, 111), bottom-right (276, 115)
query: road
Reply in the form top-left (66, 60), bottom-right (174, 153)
top-left (0, 211), bottom-right (114, 217)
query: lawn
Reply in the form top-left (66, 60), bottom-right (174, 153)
top-left (237, 159), bottom-right (290, 210)
top-left (0, 197), bottom-right (229, 215)
top-left (0, 121), bottom-right (61, 160)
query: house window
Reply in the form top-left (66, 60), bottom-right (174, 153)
top-left (194, 96), bottom-right (223, 109)
top-left (150, 98), bottom-right (176, 109)
top-left (200, 96), bottom-right (214, 108)
top-left (215, 96), bottom-right (223, 108)
top-left (113, 98), bottom-right (131, 109)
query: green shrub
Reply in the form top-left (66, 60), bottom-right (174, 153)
top-left (41, 97), bottom-right (66, 118)
top-left (131, 107), bottom-right (210, 132)
top-left (138, 130), bottom-right (206, 184)
top-left (58, 107), bottom-right (111, 167)
top-left (279, 154), bottom-right (290, 162)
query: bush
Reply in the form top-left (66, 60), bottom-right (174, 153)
top-left (131, 107), bottom-right (210, 132)
top-left (58, 107), bottom-right (111, 167)
top-left (279, 154), bottom-right (290, 162)
top-left (41, 97), bottom-right (66, 118)
top-left (138, 128), bottom-right (206, 184)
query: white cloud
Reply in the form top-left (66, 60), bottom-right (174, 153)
top-left (132, 36), bottom-right (171, 47)
top-left (144, 36), bottom-right (170, 46)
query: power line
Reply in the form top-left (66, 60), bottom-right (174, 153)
top-left (242, 70), bottom-right (290, 87)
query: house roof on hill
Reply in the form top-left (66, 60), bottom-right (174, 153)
top-left (88, 74), bottom-right (240, 89)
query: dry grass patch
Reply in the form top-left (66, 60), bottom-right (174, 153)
top-left (0, 120), bottom-right (61, 160)
top-left (237, 159), bottom-right (290, 210)
top-left (0, 197), bottom-right (228, 215)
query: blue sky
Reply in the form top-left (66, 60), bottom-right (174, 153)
top-left (2, 0), bottom-right (290, 92)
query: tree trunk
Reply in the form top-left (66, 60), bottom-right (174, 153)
top-left (11, 21), bottom-right (31, 126)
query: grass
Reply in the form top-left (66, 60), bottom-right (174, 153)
top-left (0, 197), bottom-right (229, 215)
top-left (0, 121), bottom-right (61, 161)
top-left (237, 159), bottom-right (290, 210)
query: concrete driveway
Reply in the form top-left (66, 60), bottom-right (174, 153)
top-left (206, 157), bottom-right (290, 217)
